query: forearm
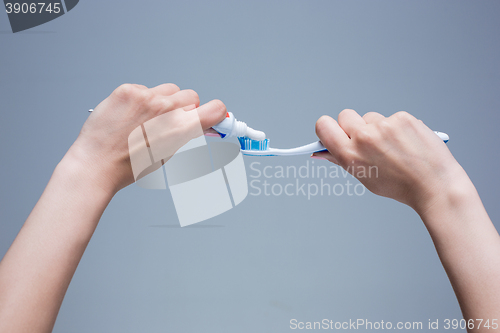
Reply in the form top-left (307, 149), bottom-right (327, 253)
top-left (0, 84), bottom-right (225, 332)
top-left (418, 170), bottom-right (500, 330)
top-left (315, 110), bottom-right (500, 330)
top-left (0, 153), bottom-right (116, 333)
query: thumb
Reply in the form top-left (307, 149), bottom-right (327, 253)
top-left (196, 99), bottom-right (228, 130)
top-left (315, 115), bottom-right (351, 166)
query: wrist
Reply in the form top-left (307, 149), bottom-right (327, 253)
top-left (57, 144), bottom-right (121, 199)
top-left (414, 165), bottom-right (479, 231)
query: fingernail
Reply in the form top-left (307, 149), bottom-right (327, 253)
top-left (310, 155), bottom-right (327, 160)
top-left (204, 133), bottom-right (221, 137)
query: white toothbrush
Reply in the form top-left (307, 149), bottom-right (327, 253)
top-left (238, 132), bottom-right (449, 156)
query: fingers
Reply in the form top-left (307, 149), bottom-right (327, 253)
top-left (158, 89), bottom-right (200, 112)
top-left (185, 104), bottom-right (222, 138)
top-left (311, 150), bottom-right (339, 165)
top-left (338, 109), bottom-right (366, 138)
top-left (189, 103), bottom-right (222, 136)
top-left (183, 104), bottom-right (197, 111)
top-left (363, 112), bottom-right (385, 124)
top-left (150, 83), bottom-right (180, 96)
top-left (204, 128), bottom-right (222, 137)
top-left (196, 99), bottom-right (227, 130)
top-left (315, 115), bottom-right (351, 164)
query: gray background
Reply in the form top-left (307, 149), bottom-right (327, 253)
top-left (1, 1), bottom-right (499, 332)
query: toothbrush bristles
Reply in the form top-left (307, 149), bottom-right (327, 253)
top-left (238, 137), bottom-right (269, 151)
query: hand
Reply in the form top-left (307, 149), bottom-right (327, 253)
top-left (314, 109), bottom-right (467, 213)
top-left (64, 83), bottom-right (227, 194)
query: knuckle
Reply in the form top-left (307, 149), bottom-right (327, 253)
top-left (161, 98), bottom-right (175, 111)
top-left (378, 119), bottom-right (392, 131)
top-left (113, 83), bottom-right (151, 104)
top-left (362, 111), bottom-right (377, 120)
top-left (355, 129), bottom-right (372, 144)
top-left (376, 119), bottom-right (394, 137)
top-left (393, 111), bottom-right (421, 132)
top-left (113, 83), bottom-right (136, 100)
top-left (149, 97), bottom-right (169, 114)
top-left (136, 88), bottom-right (152, 105)
top-left (166, 83), bottom-right (180, 91)
top-left (394, 111), bottom-right (412, 123)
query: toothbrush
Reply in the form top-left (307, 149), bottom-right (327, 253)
top-left (213, 112), bottom-right (449, 157)
top-left (238, 132), bottom-right (449, 156)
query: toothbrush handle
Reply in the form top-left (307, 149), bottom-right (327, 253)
top-left (242, 131), bottom-right (449, 156)
top-left (315, 131), bottom-right (449, 154)
top-left (293, 141), bottom-right (326, 155)
top-left (434, 131), bottom-right (449, 143)
top-left (244, 141), bottom-right (327, 156)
